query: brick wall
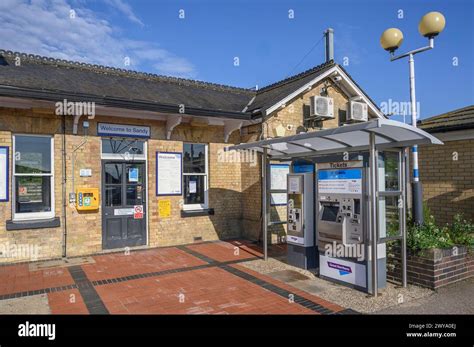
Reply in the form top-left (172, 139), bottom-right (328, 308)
top-left (418, 138), bottom-right (474, 225)
top-left (0, 108), bottom-right (246, 264)
top-left (0, 110), bottom-right (64, 262)
top-left (387, 245), bottom-right (473, 289)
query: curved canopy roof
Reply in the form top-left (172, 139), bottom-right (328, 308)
top-left (226, 119), bottom-right (443, 159)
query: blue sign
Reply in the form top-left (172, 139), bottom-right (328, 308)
top-left (128, 167), bottom-right (139, 182)
top-left (318, 169), bottom-right (362, 180)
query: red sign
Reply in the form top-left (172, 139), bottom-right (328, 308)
top-left (133, 205), bottom-right (143, 219)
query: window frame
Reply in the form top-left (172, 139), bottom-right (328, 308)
top-left (182, 143), bottom-right (209, 210)
top-left (12, 134), bottom-right (55, 221)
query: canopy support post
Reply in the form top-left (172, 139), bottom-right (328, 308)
top-left (369, 132), bottom-right (378, 297)
top-left (401, 147), bottom-right (409, 287)
top-left (262, 147), bottom-right (269, 261)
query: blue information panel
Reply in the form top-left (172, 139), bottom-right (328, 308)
top-left (318, 168), bottom-right (362, 194)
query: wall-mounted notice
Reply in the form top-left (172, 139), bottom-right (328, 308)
top-left (158, 199), bottom-right (171, 218)
top-left (0, 147), bottom-right (8, 202)
top-left (156, 152), bottom-right (182, 196)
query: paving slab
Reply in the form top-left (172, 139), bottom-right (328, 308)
top-left (0, 294), bottom-right (50, 314)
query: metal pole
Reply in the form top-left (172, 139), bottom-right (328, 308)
top-left (262, 148), bottom-right (268, 261)
top-left (369, 132), bottom-right (378, 297)
top-left (408, 54), bottom-right (424, 225)
top-left (401, 148), bottom-right (408, 287)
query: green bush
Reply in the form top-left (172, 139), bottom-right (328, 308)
top-left (406, 205), bottom-right (474, 251)
top-left (449, 214), bottom-right (474, 247)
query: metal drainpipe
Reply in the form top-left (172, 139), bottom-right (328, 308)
top-left (61, 115), bottom-right (68, 258)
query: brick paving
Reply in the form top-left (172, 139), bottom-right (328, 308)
top-left (0, 264), bottom-right (75, 297)
top-left (0, 240), bottom-right (345, 314)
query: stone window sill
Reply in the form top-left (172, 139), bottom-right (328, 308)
top-left (180, 208), bottom-right (215, 218)
top-left (6, 217), bottom-right (61, 231)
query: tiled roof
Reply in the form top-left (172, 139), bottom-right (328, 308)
top-left (0, 49), bottom-right (378, 120)
top-left (248, 60), bottom-right (336, 112)
top-left (0, 50), bottom-right (254, 115)
top-left (418, 105), bottom-right (474, 132)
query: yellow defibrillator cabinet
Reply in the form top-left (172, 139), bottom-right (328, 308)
top-left (76, 188), bottom-right (99, 211)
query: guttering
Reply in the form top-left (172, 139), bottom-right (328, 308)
top-left (0, 85), bottom-right (252, 121)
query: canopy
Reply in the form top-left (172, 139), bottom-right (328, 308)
top-left (226, 118), bottom-right (443, 159)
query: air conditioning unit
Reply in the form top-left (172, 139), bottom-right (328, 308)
top-left (309, 96), bottom-right (334, 119)
top-left (348, 101), bottom-right (368, 122)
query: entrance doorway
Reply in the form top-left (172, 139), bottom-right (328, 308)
top-left (102, 161), bottom-right (146, 249)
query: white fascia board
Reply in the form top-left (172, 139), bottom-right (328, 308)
top-left (334, 66), bottom-right (384, 119)
top-left (263, 65), bottom-right (384, 119)
top-left (264, 66), bottom-right (339, 116)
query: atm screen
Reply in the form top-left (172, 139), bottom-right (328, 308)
top-left (321, 205), bottom-right (339, 222)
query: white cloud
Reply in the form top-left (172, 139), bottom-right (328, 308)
top-left (0, 0), bottom-right (196, 78)
top-left (103, 0), bottom-right (144, 26)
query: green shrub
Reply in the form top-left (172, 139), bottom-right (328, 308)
top-left (448, 214), bottom-right (474, 247)
top-left (407, 218), bottom-right (452, 251)
top-left (406, 205), bottom-right (474, 251)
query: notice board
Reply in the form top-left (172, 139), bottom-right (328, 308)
top-left (269, 164), bottom-right (289, 206)
top-left (156, 152), bottom-right (182, 196)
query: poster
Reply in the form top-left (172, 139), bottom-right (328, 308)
top-left (0, 147), bottom-right (8, 201)
top-left (158, 199), bottom-right (171, 218)
top-left (156, 152), bottom-right (182, 195)
top-left (189, 180), bottom-right (197, 194)
top-left (270, 164), bottom-right (289, 190)
top-left (128, 167), bottom-right (139, 182)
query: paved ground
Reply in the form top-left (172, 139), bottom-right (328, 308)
top-left (0, 240), bottom-right (346, 315)
top-left (241, 256), bottom-right (434, 313)
top-left (1, 239), bottom-right (470, 315)
top-left (378, 277), bottom-right (474, 314)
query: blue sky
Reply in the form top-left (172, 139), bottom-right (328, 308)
top-left (0, 0), bottom-right (472, 119)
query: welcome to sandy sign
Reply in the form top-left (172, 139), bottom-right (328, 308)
top-left (97, 123), bottom-right (150, 138)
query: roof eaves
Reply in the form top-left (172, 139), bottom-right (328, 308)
top-left (0, 85), bottom-right (252, 120)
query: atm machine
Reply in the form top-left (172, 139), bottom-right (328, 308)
top-left (286, 173), bottom-right (317, 269)
top-left (316, 160), bottom-right (386, 293)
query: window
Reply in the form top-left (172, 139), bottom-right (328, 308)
top-left (13, 135), bottom-right (54, 220)
top-left (183, 143), bottom-right (208, 209)
top-left (101, 138), bottom-right (146, 160)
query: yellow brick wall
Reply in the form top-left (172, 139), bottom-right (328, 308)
top-left (418, 138), bottom-right (474, 225)
top-left (263, 79), bottom-right (350, 138)
top-left (0, 109), bottom-right (244, 264)
top-left (0, 110), bottom-right (64, 262)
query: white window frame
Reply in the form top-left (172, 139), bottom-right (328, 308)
top-left (12, 134), bottom-right (55, 221)
top-left (183, 143), bottom-right (209, 210)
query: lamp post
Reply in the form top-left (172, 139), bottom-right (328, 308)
top-left (380, 12), bottom-right (446, 225)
